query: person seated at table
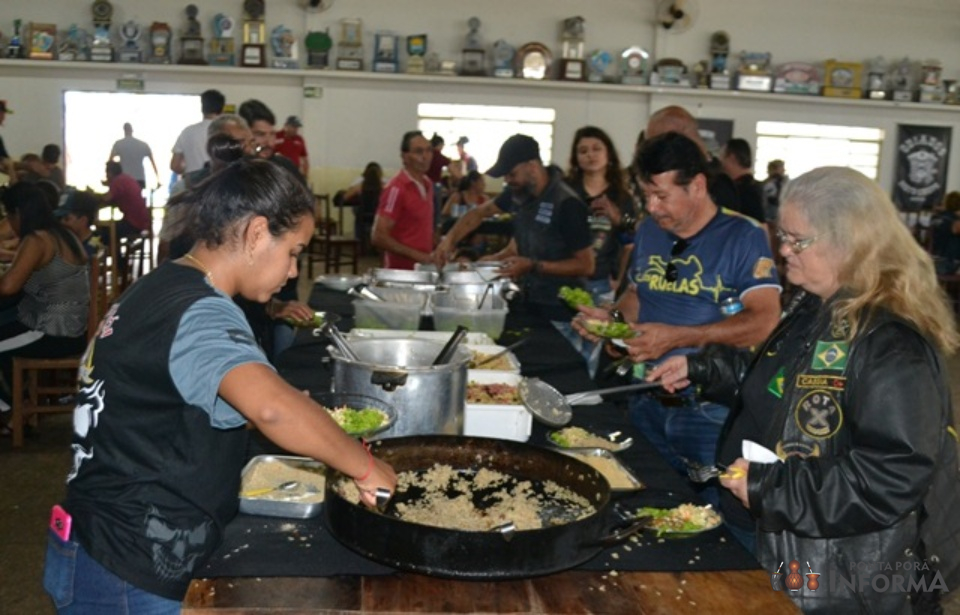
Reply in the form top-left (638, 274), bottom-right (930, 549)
top-left (97, 160), bottom-right (150, 240)
top-left (648, 167), bottom-right (959, 613)
top-left (439, 171), bottom-right (488, 260)
top-left (339, 161), bottom-right (384, 247)
top-left (930, 190), bottom-right (960, 275)
top-left (43, 158), bottom-right (397, 613)
top-left (54, 190), bottom-right (101, 257)
top-left (0, 182), bottom-right (89, 430)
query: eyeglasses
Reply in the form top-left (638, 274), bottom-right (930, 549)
top-left (776, 229), bottom-right (822, 254)
top-left (664, 238), bottom-right (689, 283)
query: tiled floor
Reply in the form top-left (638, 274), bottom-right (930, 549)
top-left (2, 255), bottom-right (959, 613)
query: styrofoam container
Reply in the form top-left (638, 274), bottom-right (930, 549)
top-left (465, 344), bottom-right (521, 373)
top-left (353, 299), bottom-right (421, 330)
top-left (432, 293), bottom-right (508, 341)
top-left (464, 371), bottom-right (531, 442)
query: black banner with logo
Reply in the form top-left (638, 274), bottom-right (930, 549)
top-left (893, 124), bottom-right (951, 211)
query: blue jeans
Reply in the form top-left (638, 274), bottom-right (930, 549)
top-left (629, 391), bottom-right (729, 507)
top-left (43, 530), bottom-right (182, 614)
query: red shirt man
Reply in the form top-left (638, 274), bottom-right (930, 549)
top-left (372, 131), bottom-right (434, 270)
top-left (274, 116), bottom-right (309, 178)
top-left (104, 161), bottom-right (150, 234)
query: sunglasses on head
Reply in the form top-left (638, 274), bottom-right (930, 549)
top-left (665, 238), bottom-right (689, 283)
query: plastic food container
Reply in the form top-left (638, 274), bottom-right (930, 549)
top-left (432, 293), bottom-right (508, 341)
top-left (353, 299), bottom-right (422, 330)
top-left (239, 455), bottom-right (327, 518)
top-left (464, 371), bottom-right (531, 442)
top-left (465, 344), bottom-right (521, 373)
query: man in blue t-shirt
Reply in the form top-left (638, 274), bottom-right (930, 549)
top-left (574, 131), bottom-right (781, 506)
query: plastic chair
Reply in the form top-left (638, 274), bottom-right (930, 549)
top-left (9, 252), bottom-right (103, 447)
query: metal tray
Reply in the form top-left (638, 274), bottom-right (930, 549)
top-left (560, 448), bottom-right (645, 492)
top-left (239, 455), bottom-right (327, 518)
top-left (371, 268), bottom-right (438, 286)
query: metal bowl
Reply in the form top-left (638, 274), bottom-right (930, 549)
top-left (315, 274), bottom-right (365, 292)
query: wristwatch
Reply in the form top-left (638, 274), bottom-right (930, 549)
top-left (609, 309), bottom-right (625, 323)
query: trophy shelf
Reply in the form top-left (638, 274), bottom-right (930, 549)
top-left (1, 58), bottom-right (959, 115)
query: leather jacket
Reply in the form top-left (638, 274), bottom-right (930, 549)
top-left (688, 292), bottom-right (951, 613)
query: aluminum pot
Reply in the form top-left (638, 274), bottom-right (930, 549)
top-left (328, 339), bottom-right (469, 438)
top-left (324, 435), bottom-right (645, 579)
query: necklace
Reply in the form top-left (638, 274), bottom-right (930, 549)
top-left (183, 253), bottom-right (214, 282)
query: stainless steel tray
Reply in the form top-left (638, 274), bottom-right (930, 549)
top-left (371, 268), bottom-right (438, 286)
top-left (238, 455), bottom-right (327, 518)
top-left (560, 448), bottom-right (645, 492)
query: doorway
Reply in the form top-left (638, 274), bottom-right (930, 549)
top-left (63, 90), bottom-right (200, 206)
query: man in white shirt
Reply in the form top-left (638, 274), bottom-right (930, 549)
top-left (170, 89), bottom-right (224, 176)
top-left (109, 123), bottom-right (159, 189)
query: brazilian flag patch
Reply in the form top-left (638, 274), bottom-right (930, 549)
top-left (811, 341), bottom-right (849, 371)
top-left (767, 366), bottom-right (785, 398)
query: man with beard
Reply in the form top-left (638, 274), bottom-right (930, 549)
top-left (481, 134), bottom-right (594, 341)
top-left (572, 131), bottom-right (780, 509)
top-left (371, 130), bottom-right (436, 269)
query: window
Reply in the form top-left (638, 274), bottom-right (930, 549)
top-left (754, 121), bottom-right (884, 180)
top-left (417, 103), bottom-right (556, 173)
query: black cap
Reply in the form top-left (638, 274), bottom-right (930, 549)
top-left (285, 115), bottom-right (302, 127)
top-left (0, 100), bottom-right (12, 114)
top-left (485, 134), bottom-right (540, 178)
top-left (54, 191), bottom-right (99, 220)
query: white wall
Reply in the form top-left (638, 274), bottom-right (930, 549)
top-left (2, 0), bottom-right (960, 191)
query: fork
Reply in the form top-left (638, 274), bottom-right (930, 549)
top-left (682, 458), bottom-right (745, 483)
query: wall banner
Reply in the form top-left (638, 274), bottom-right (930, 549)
top-left (893, 124), bottom-right (951, 211)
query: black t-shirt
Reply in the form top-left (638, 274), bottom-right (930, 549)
top-left (731, 174), bottom-right (766, 223)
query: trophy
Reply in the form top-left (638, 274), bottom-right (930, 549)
top-left (209, 14), bottom-right (235, 66)
top-left (822, 60), bottom-right (863, 98)
top-left (241, 0), bottom-right (266, 67)
top-left (919, 59), bottom-right (944, 104)
top-left (736, 51), bottom-right (773, 91)
top-left (558, 16), bottom-right (585, 81)
top-left (691, 60), bottom-right (709, 88)
top-left (6, 19), bottom-right (24, 58)
top-left (118, 21), bottom-right (142, 62)
top-left (373, 31), bottom-right (398, 73)
top-left (587, 49), bottom-right (612, 83)
top-left (28, 23), bottom-right (58, 60)
top-left (335, 18), bottom-right (363, 70)
top-left (146, 21), bottom-right (172, 64)
top-left (406, 34), bottom-right (426, 74)
top-left (271, 25), bottom-right (298, 69)
top-left (460, 17), bottom-right (486, 76)
top-left (774, 62), bottom-right (820, 95)
top-left (424, 52), bottom-right (441, 74)
top-left (865, 56), bottom-right (888, 100)
top-left (178, 5), bottom-right (207, 65)
top-left (60, 25), bottom-right (92, 61)
top-left (492, 39), bottom-right (515, 78)
top-left (516, 42), bottom-right (551, 80)
top-left (944, 80), bottom-right (960, 105)
top-left (619, 46), bottom-right (650, 85)
top-left (649, 58), bottom-right (689, 87)
top-left (708, 31), bottom-right (731, 89)
top-left (90, 0), bottom-right (114, 62)
top-left (891, 58), bottom-right (916, 102)
top-left (305, 29), bottom-right (332, 69)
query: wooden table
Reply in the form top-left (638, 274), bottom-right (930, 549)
top-left (183, 569), bottom-right (797, 613)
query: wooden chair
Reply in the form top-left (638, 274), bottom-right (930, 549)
top-left (305, 193), bottom-right (360, 276)
top-left (95, 220), bottom-right (122, 304)
top-left (10, 252), bottom-right (103, 448)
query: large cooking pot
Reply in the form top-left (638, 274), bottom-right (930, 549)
top-left (329, 339), bottom-right (469, 438)
top-left (324, 436), bottom-right (645, 579)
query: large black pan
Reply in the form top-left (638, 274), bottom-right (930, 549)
top-left (323, 435), bottom-right (646, 579)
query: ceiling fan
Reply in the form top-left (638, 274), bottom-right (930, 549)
top-left (656, 0), bottom-right (698, 34)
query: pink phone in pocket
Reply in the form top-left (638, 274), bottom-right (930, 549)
top-left (50, 505), bottom-right (72, 542)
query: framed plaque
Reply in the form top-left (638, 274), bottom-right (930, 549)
top-left (336, 18), bottom-right (363, 71)
top-left (242, 44), bottom-right (264, 67)
top-left (516, 42), bottom-right (551, 80)
top-left (28, 23), bottom-right (57, 60)
top-left (773, 62), bottom-right (820, 95)
top-left (822, 60), bottom-right (863, 99)
top-left (373, 31), bottom-right (398, 73)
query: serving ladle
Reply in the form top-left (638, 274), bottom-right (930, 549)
top-left (519, 379), bottom-right (663, 427)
